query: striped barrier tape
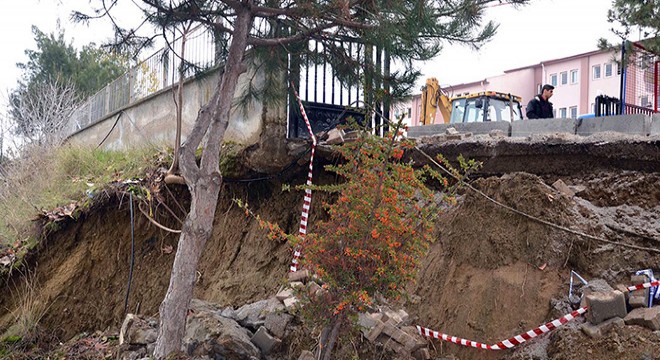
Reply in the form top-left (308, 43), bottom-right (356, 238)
top-left (416, 307), bottom-right (588, 350)
top-left (289, 83), bottom-right (317, 273)
top-left (627, 280), bottom-right (660, 292)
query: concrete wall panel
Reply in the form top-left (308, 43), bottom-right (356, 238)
top-left (407, 122), bottom-right (511, 138)
top-left (651, 114), bottom-right (660, 136)
top-left (511, 118), bottom-right (576, 137)
top-left (576, 114), bottom-right (650, 136)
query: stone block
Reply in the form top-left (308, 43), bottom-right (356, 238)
top-left (585, 290), bottom-right (627, 325)
top-left (383, 338), bottom-right (408, 356)
top-left (384, 309), bottom-right (404, 326)
top-left (276, 288), bottom-right (294, 302)
top-left (489, 129), bottom-right (507, 139)
top-left (363, 319), bottom-right (385, 342)
top-left (614, 284), bottom-right (630, 302)
top-left (289, 281), bottom-right (304, 288)
top-left (288, 270), bottom-right (309, 283)
top-left (629, 295), bottom-right (649, 309)
top-left (298, 350), bottom-right (315, 360)
top-left (552, 179), bottom-right (575, 197)
top-left (413, 348), bottom-right (431, 360)
top-left (307, 281), bottom-right (321, 297)
top-left (580, 317), bottom-right (624, 338)
top-left (445, 127), bottom-right (459, 135)
top-left (250, 326), bottom-right (281, 354)
top-left (325, 128), bottom-right (345, 145)
top-left (264, 312), bottom-right (293, 339)
top-left (283, 297), bottom-right (299, 311)
top-left (624, 307), bottom-right (660, 330)
top-left (401, 326), bottom-right (428, 351)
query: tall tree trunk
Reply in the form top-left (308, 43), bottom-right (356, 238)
top-left (153, 6), bottom-right (254, 359)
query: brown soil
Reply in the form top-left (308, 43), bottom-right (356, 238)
top-left (1, 141), bottom-right (659, 360)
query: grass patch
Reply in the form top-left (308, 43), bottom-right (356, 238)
top-left (0, 143), bottom-right (163, 249)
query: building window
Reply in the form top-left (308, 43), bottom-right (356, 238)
top-left (593, 65), bottom-right (601, 80)
top-left (409, 107), bottom-right (414, 118)
top-left (570, 106), bottom-right (578, 118)
top-left (560, 71), bottom-right (568, 85)
top-left (550, 73), bottom-right (558, 87)
top-left (559, 108), bottom-right (567, 118)
top-left (604, 63), bottom-right (613, 77)
top-left (641, 95), bottom-right (651, 107)
top-left (570, 69), bottom-right (578, 84)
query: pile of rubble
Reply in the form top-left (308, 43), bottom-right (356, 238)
top-left (117, 269), bottom-right (430, 360)
top-left (580, 273), bottom-right (660, 338)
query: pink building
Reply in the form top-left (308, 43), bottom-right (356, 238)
top-left (397, 49), bottom-right (624, 126)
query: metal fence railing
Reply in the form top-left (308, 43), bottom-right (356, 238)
top-left (63, 25), bottom-right (218, 137)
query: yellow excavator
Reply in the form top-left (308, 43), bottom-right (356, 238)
top-left (419, 78), bottom-right (524, 124)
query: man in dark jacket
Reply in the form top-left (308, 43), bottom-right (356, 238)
top-left (526, 84), bottom-right (554, 119)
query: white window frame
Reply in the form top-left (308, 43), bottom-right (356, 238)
top-left (560, 71), bottom-right (568, 85)
top-left (570, 69), bottom-right (578, 84)
top-left (592, 65), bottom-right (601, 80)
top-left (569, 106), bottom-right (578, 118)
top-left (604, 63), bottom-right (613, 78)
top-left (559, 108), bottom-right (567, 118)
top-left (550, 73), bottom-right (558, 87)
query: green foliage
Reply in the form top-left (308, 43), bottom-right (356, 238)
top-left (601, 0), bottom-right (660, 55)
top-left (15, 25), bottom-right (127, 98)
top-left (8, 25), bottom-right (128, 143)
top-left (244, 121), bottom-right (465, 358)
top-left (0, 144), bottom-right (159, 248)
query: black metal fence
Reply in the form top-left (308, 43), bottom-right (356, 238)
top-left (287, 40), bottom-right (391, 138)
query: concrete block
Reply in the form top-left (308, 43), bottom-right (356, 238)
top-left (629, 296), bottom-right (649, 309)
top-left (325, 128), bottom-right (345, 145)
top-left (298, 350), bottom-right (315, 360)
top-left (283, 297), bottom-right (299, 311)
top-left (585, 290), bottom-right (627, 324)
top-left (651, 113), bottom-right (660, 135)
top-left (275, 288), bottom-right (294, 302)
top-left (445, 127), bottom-right (459, 135)
top-left (407, 121), bottom-right (511, 138)
top-left (288, 270), bottom-right (309, 283)
top-left (363, 319), bottom-right (385, 342)
top-left (580, 317), bottom-right (624, 338)
top-left (264, 312), bottom-right (293, 339)
top-left (614, 284), bottom-right (630, 302)
top-left (400, 326), bottom-right (428, 352)
top-left (511, 118), bottom-right (576, 137)
top-left (289, 281), bottom-right (304, 288)
top-left (250, 326), bottom-right (281, 354)
top-left (624, 307), bottom-right (660, 330)
top-left (383, 338), bottom-right (408, 356)
top-left (384, 309), bottom-right (404, 326)
top-left (552, 179), bottom-right (575, 197)
top-left (576, 114), bottom-right (651, 136)
top-left (413, 348), bottom-right (431, 360)
top-left (307, 281), bottom-right (321, 297)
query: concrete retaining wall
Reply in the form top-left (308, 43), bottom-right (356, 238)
top-left (511, 118), bottom-right (576, 137)
top-left (651, 114), bottom-right (660, 136)
top-left (407, 122), bottom-right (511, 138)
top-left (67, 64), bottom-right (270, 150)
top-left (408, 114), bottom-right (658, 139)
top-left (576, 114), bottom-right (651, 137)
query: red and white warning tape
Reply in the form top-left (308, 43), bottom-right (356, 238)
top-left (627, 280), bottom-right (660, 292)
top-left (416, 307), bottom-right (587, 350)
top-left (290, 83), bottom-right (317, 273)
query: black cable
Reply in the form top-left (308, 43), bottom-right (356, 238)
top-left (123, 192), bottom-right (136, 316)
top-left (97, 111), bottom-right (123, 149)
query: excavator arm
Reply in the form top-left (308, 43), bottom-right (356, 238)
top-left (419, 78), bottom-right (452, 124)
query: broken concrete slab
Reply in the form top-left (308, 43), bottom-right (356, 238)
top-left (288, 269), bottom-right (310, 283)
top-left (552, 179), bottom-right (575, 197)
top-left (363, 318), bottom-right (386, 342)
top-left (276, 288), bottom-right (294, 302)
top-left (325, 128), bottom-right (345, 145)
top-left (413, 347), bottom-right (431, 360)
top-left (283, 297), bottom-right (299, 311)
top-left (298, 350), bottom-right (315, 360)
top-left (264, 312), bottom-right (293, 339)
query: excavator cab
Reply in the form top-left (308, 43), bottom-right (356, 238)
top-left (449, 92), bottom-right (523, 123)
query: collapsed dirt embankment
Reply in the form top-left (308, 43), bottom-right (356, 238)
top-left (1, 138), bottom-right (659, 359)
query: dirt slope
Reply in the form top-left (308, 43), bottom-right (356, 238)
top-left (0, 142), bottom-right (659, 360)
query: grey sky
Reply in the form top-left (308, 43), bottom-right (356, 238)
top-left (0, 0), bottom-right (621, 106)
